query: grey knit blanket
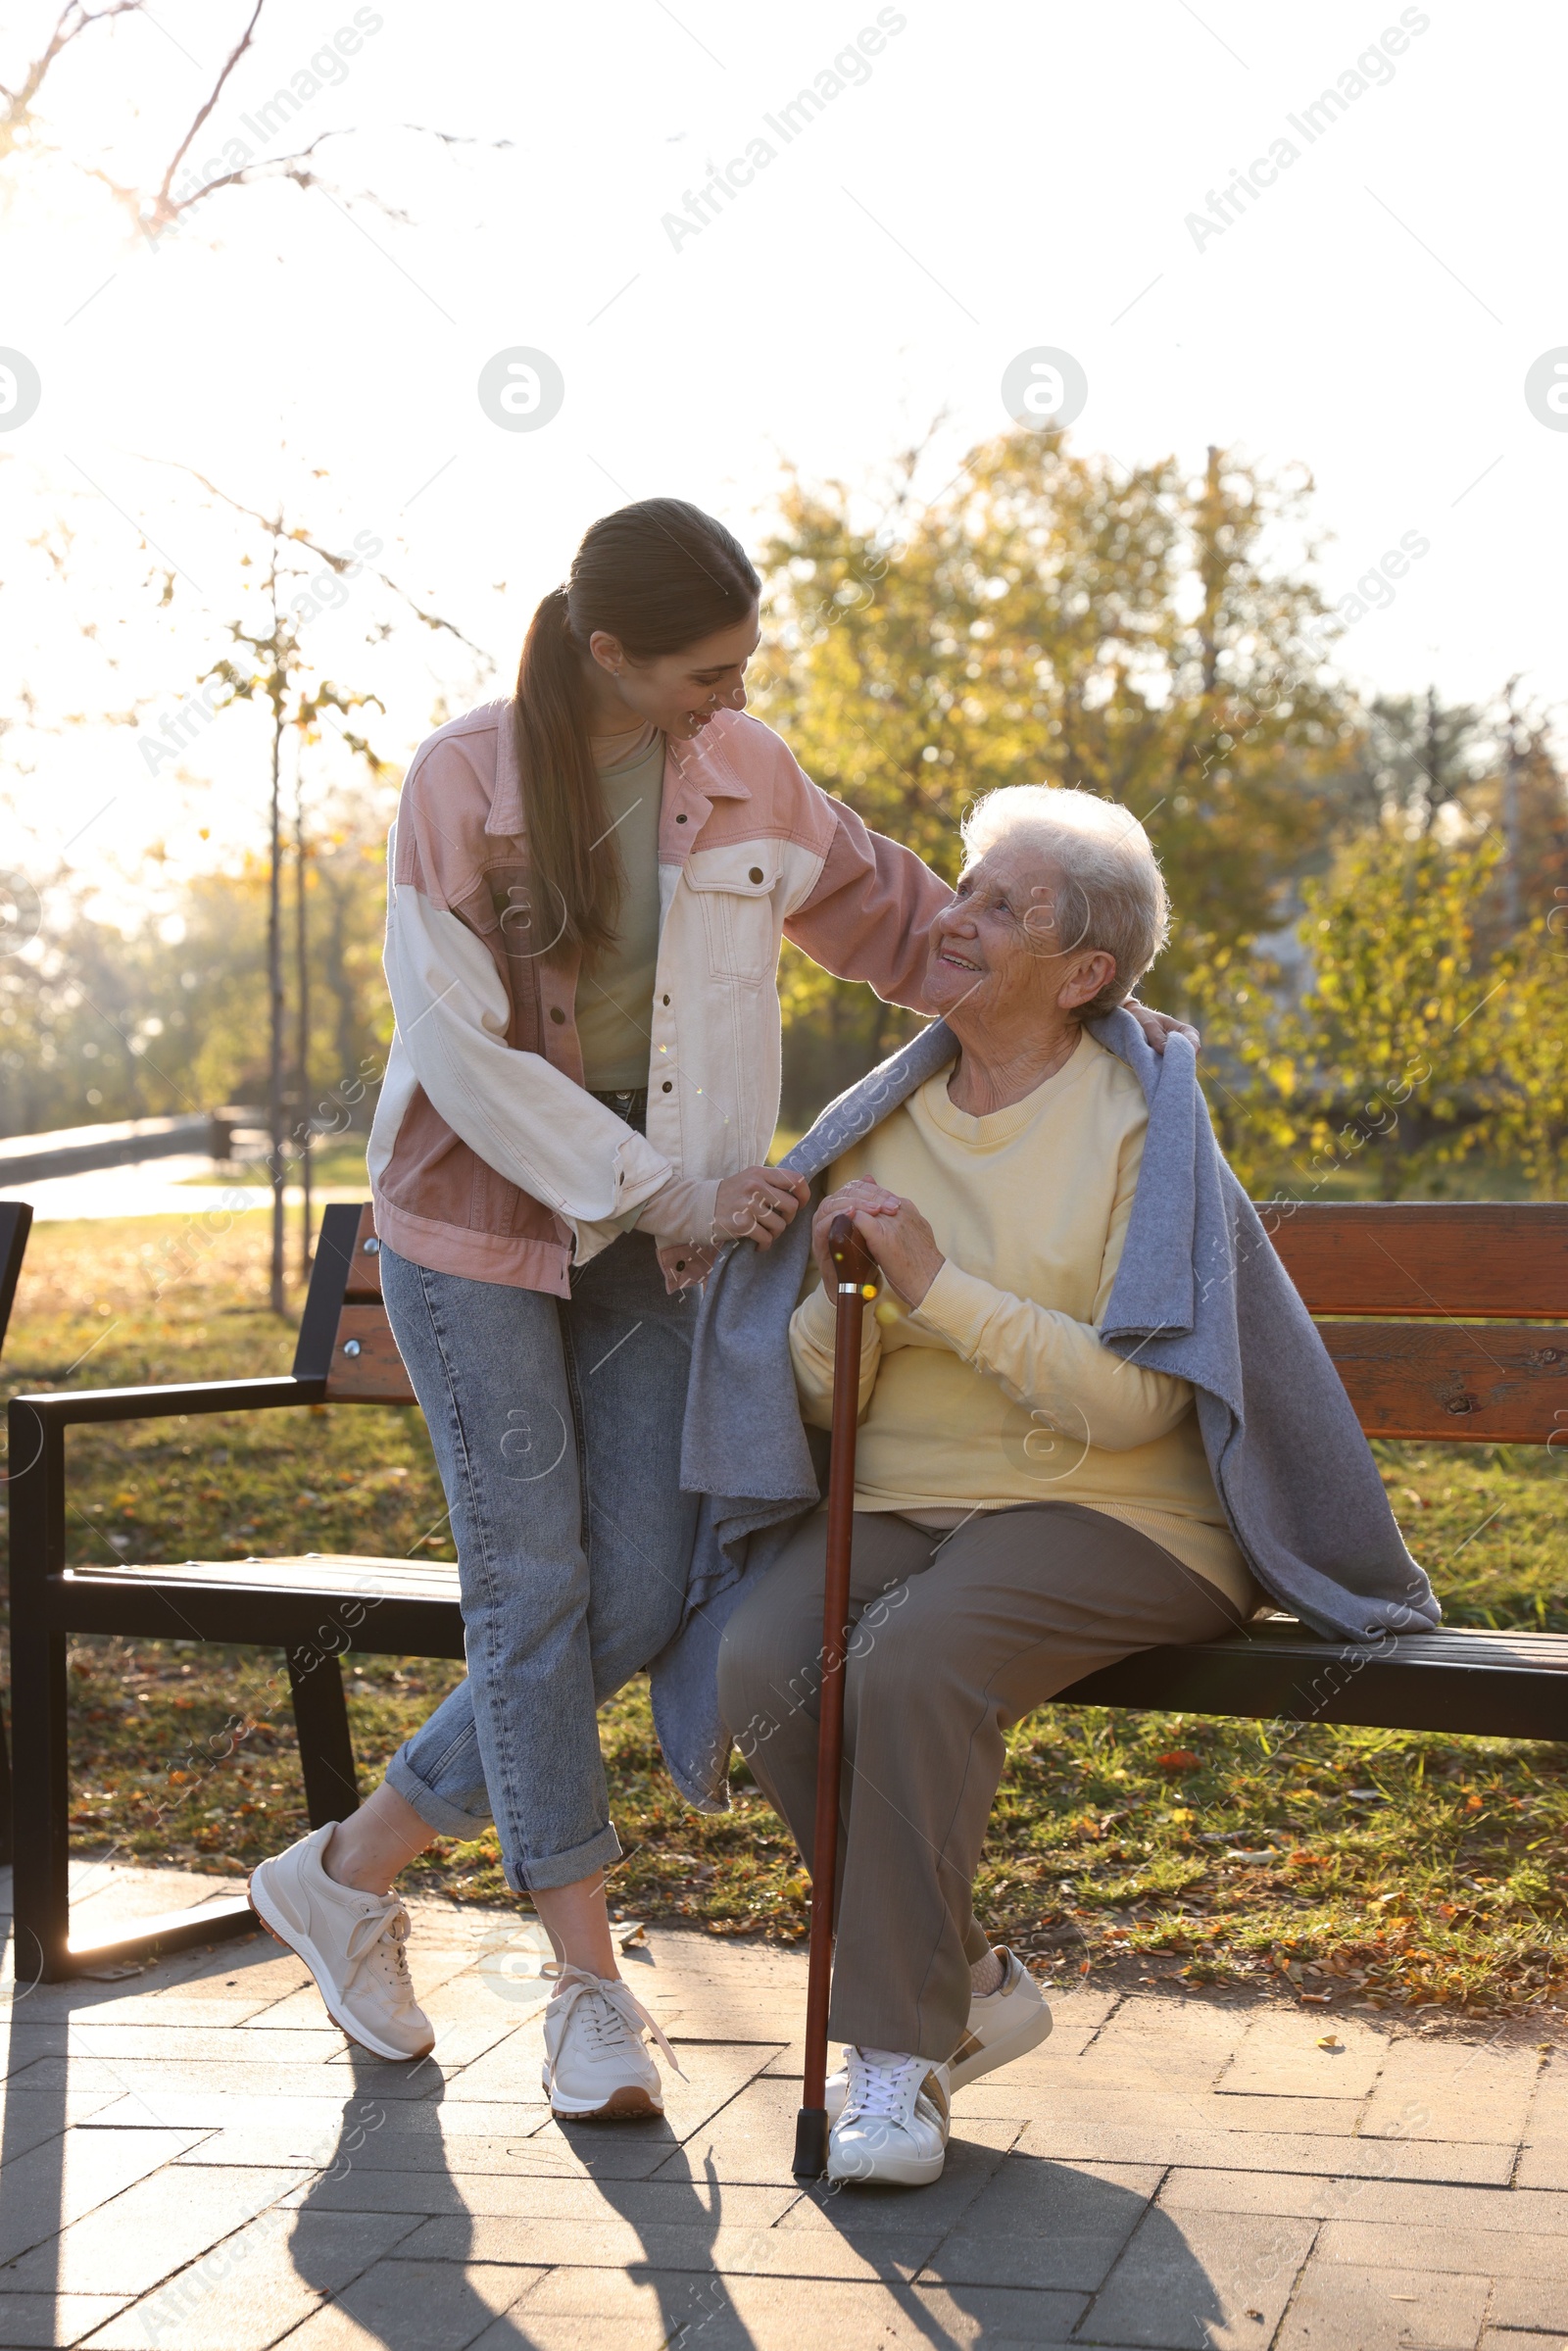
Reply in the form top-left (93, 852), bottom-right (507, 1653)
top-left (647, 1009), bottom-right (1438, 1809)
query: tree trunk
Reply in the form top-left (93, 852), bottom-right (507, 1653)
top-left (268, 695), bottom-right (286, 1317)
top-left (295, 772), bottom-right (312, 1281)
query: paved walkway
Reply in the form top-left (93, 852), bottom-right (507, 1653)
top-left (1, 1865), bottom-right (1563, 2349)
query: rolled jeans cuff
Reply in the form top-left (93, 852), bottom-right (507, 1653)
top-left (511, 1820), bottom-right (623, 1895)
top-left (385, 1744), bottom-right (623, 1893)
top-left (385, 1742), bottom-right (492, 1838)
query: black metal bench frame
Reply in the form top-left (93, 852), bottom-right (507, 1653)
top-left (8, 1198), bottom-right (1568, 1983)
top-left (0, 1199), bottom-right (35, 1862)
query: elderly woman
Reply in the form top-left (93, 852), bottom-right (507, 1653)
top-left (711, 782), bottom-right (1430, 2189)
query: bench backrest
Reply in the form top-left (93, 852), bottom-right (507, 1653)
top-left (293, 1199), bottom-right (1568, 1445)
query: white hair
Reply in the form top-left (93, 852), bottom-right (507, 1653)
top-left (959, 784), bottom-right (1170, 1017)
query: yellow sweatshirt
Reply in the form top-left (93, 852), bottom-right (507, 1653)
top-left (788, 1031), bottom-right (1254, 1614)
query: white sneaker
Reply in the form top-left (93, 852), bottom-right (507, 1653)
top-left (825, 1945), bottom-right (1051, 2119)
top-left (541, 1964), bottom-right (681, 2122)
top-left (248, 1823), bottom-right (434, 2062)
top-left (827, 2046), bottom-right (951, 2187)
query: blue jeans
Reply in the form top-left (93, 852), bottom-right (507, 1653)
top-left (379, 1233), bottom-right (698, 1891)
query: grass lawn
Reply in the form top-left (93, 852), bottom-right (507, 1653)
top-left (4, 1207), bottom-right (1566, 2019)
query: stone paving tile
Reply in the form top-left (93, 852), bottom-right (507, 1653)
top-left (1084, 2205), bottom-right (1315, 2349)
top-left (466, 2318), bottom-right (672, 2351)
top-left (305, 2169), bottom-right (796, 2225)
top-left (1358, 2038), bottom-right (1543, 2144)
top-left (0, 2293), bottom-right (130, 2347)
top-left (1316, 2217), bottom-right (1566, 2277)
top-left (272, 2258), bottom-right (545, 2348)
top-left (52, 1991), bottom-right (287, 2028)
top-left (85, 2210), bottom-right (420, 2350)
top-left (0, 2093), bottom-right (123, 2168)
top-left (1484, 2336), bottom-right (1568, 2351)
top-left (2, 2166), bottom-right (302, 2298)
top-left (1074, 1996), bottom-right (1251, 2078)
top-left (4, 2026), bottom-right (345, 2072)
top-left (1276, 2260), bottom-right (1491, 2351)
top-left (395, 2213), bottom-right (943, 2282)
top-left (1020, 2116), bottom-right (1523, 2181)
top-left (1215, 2013), bottom-right (1388, 2101)
top-left (0, 2128), bottom-right (206, 2269)
top-left (322, 2018), bottom-right (521, 2073)
top-left (1157, 2168), bottom-right (1341, 2219)
top-left (1315, 2177), bottom-right (1568, 2234)
top-left (79, 2092), bottom-right (440, 2145)
top-left (515, 2264), bottom-right (1089, 2348)
top-left (952, 2082), bottom-right (1369, 2132)
top-left (1515, 2136), bottom-right (1568, 2190)
top-left (176, 2118), bottom-right (566, 2173)
top-left (1520, 2046), bottom-right (1568, 2123)
top-left (5, 2059), bottom-right (446, 2103)
top-left (920, 2155), bottom-right (1161, 2292)
top-left (1015, 2113), bottom-right (1517, 2183)
top-left (1483, 2278), bottom-right (1568, 2331)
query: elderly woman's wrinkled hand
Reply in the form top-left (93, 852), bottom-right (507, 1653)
top-left (811, 1180), bottom-right (946, 1310)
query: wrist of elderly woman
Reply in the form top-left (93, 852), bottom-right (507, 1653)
top-left (906, 1256), bottom-right (996, 1343)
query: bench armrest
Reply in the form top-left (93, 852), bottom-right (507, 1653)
top-left (9, 1375), bottom-right (325, 1433)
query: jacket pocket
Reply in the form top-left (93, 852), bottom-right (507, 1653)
top-left (681, 841), bottom-right (782, 985)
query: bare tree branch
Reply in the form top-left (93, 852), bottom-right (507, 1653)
top-left (0, 1), bottom-right (145, 158)
top-left (149, 460), bottom-right (495, 664)
top-left (5, 2), bottom-right (515, 236)
top-left (152, 0), bottom-right (264, 215)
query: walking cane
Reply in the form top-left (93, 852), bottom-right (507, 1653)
top-left (793, 1211), bottom-right (882, 2182)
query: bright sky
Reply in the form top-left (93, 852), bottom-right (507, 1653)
top-left (5, 0), bottom-right (1565, 902)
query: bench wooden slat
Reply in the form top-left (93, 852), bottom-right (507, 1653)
top-left (345, 1202), bottom-right (384, 1300)
top-left (323, 1305), bottom-right (417, 1403)
top-left (67, 1554), bottom-right (460, 1600)
top-left (1260, 1202), bottom-right (1568, 1318)
top-left (1063, 1620), bottom-right (1568, 1740)
top-left (50, 1556), bottom-right (466, 1660)
top-left (1318, 1319), bottom-right (1568, 1440)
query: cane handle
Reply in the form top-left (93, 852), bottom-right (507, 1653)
top-left (828, 1212), bottom-right (881, 1298)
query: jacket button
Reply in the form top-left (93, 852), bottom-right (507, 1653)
top-left (662, 1080), bottom-right (673, 1092)
top-left (749, 866), bottom-right (763, 884)
top-left (662, 993), bottom-right (670, 1005)
top-left (675, 812), bottom-right (688, 823)
top-left (549, 1006), bottom-right (565, 1023)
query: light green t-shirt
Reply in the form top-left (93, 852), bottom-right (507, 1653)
top-left (574, 725), bottom-right (664, 1093)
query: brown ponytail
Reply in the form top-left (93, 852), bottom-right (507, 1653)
top-left (514, 499), bottom-right (760, 960)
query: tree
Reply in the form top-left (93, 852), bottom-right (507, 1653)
top-left (1339, 691), bottom-right (1492, 838)
top-left (755, 432), bottom-right (1358, 1114)
top-left (172, 469), bottom-right (486, 1307)
top-left (1188, 829), bottom-right (1513, 1198)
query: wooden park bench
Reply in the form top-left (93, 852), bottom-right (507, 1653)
top-left (8, 1199), bottom-right (1568, 1982)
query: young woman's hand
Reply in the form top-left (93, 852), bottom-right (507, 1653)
top-left (1125, 1001), bottom-right (1200, 1054)
top-left (810, 1178), bottom-right (945, 1309)
top-left (712, 1165), bottom-right (809, 1249)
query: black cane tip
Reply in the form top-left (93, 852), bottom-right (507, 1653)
top-left (793, 2104), bottom-right (829, 2180)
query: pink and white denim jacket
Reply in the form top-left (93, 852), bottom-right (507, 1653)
top-left (368, 700), bottom-right (952, 1295)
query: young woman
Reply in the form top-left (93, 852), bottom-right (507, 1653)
top-left (250, 498), bottom-right (1188, 2121)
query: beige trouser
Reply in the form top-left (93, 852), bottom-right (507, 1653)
top-left (717, 1501), bottom-right (1249, 2062)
